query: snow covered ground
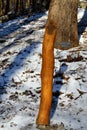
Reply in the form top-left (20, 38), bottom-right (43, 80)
top-left (0, 8), bottom-right (87, 130)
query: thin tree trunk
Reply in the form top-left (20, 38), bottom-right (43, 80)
top-left (20, 0), bottom-right (24, 14)
top-left (5, 0), bottom-right (10, 14)
top-left (15, 0), bottom-right (19, 14)
top-left (0, 0), bottom-right (2, 16)
top-left (36, 19), bottom-right (57, 125)
top-left (32, 0), bottom-right (36, 12)
top-left (1, 0), bottom-right (5, 16)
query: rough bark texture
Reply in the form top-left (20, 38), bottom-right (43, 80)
top-left (49, 0), bottom-right (79, 50)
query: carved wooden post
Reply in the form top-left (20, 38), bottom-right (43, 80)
top-left (36, 0), bottom-right (79, 126)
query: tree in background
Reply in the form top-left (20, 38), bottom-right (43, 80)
top-left (0, 0), bottom-right (5, 16)
top-left (5, 0), bottom-right (10, 14)
top-left (0, 0), bottom-right (50, 17)
top-left (42, 0), bottom-right (50, 10)
top-left (36, 0), bottom-right (79, 125)
top-left (0, 0), bottom-right (2, 16)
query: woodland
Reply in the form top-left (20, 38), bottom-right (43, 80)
top-left (0, 0), bottom-right (87, 22)
top-left (0, 0), bottom-right (87, 130)
top-left (0, 0), bottom-right (50, 21)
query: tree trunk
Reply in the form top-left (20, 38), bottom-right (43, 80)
top-left (20, 0), bottom-right (24, 14)
top-left (51, 0), bottom-right (79, 50)
top-left (0, 0), bottom-right (2, 16)
top-left (15, 0), bottom-right (19, 14)
top-left (32, 0), bottom-right (36, 12)
top-left (5, 0), bottom-right (10, 14)
top-left (36, 20), bottom-right (57, 125)
top-left (36, 0), bottom-right (79, 126)
top-left (1, 0), bottom-right (5, 16)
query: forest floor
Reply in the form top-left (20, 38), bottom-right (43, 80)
top-left (0, 8), bottom-right (87, 130)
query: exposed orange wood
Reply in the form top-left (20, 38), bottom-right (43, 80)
top-left (36, 21), bottom-right (57, 125)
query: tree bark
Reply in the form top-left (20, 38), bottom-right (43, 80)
top-left (15, 0), bottom-right (19, 14)
top-left (5, 0), bottom-right (10, 14)
top-left (32, 0), bottom-right (36, 12)
top-left (20, 0), bottom-right (24, 14)
top-left (1, 0), bottom-right (5, 16)
top-left (0, 0), bottom-right (2, 16)
top-left (36, 0), bottom-right (79, 126)
top-left (50, 0), bottom-right (79, 50)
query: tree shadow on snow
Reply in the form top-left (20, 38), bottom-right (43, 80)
top-left (0, 12), bottom-right (46, 54)
top-left (78, 8), bottom-right (87, 40)
top-left (0, 41), bottom-right (41, 100)
top-left (0, 12), bottom-right (46, 37)
top-left (0, 11), bottom-right (46, 100)
top-left (50, 63), bottom-right (68, 119)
